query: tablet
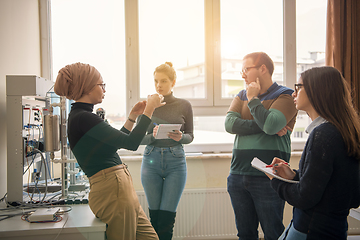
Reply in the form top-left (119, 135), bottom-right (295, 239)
top-left (154, 124), bottom-right (182, 139)
top-left (251, 157), bottom-right (299, 183)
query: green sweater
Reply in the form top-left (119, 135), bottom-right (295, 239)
top-left (68, 102), bottom-right (151, 177)
top-left (225, 83), bottom-right (298, 176)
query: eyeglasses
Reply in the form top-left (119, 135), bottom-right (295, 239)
top-left (241, 65), bottom-right (261, 75)
top-left (294, 83), bottom-right (303, 94)
top-left (97, 83), bottom-right (106, 90)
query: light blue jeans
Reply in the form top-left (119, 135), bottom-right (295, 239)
top-left (141, 145), bottom-right (187, 212)
top-left (278, 221), bottom-right (307, 240)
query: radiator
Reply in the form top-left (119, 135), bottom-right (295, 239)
top-left (137, 188), bottom-right (240, 240)
top-left (138, 188), bottom-right (360, 239)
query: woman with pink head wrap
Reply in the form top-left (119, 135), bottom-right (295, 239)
top-left (55, 62), bottom-right (165, 240)
top-left (54, 62), bottom-right (102, 101)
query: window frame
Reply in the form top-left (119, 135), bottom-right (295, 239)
top-left (124, 0), bottom-right (297, 117)
top-left (42, 0), bottom-right (301, 153)
top-left (39, 0), bottom-right (53, 81)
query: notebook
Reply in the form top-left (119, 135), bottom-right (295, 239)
top-left (251, 157), bottom-right (299, 183)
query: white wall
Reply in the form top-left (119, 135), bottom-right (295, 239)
top-left (0, 0), bottom-right (42, 199)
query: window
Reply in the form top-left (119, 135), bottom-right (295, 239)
top-left (138, 0), bottom-right (205, 99)
top-left (220, 0), bottom-right (283, 98)
top-left (189, 0), bottom-right (284, 152)
top-left (51, 0), bottom-right (126, 127)
top-left (48, 0), bottom-right (328, 154)
top-left (292, 0), bottom-right (327, 149)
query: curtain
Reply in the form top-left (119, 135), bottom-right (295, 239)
top-left (326, 0), bottom-right (360, 112)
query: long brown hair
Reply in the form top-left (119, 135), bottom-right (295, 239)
top-left (301, 66), bottom-right (360, 159)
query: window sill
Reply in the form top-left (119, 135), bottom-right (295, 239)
top-left (120, 151), bottom-right (303, 162)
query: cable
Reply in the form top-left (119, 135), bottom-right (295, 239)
top-left (46, 192), bottom-right (63, 202)
top-left (0, 210), bottom-right (34, 222)
top-left (26, 156), bottom-right (32, 200)
top-left (1, 202), bottom-right (72, 212)
top-left (53, 205), bottom-right (72, 240)
top-left (23, 155), bottom-right (35, 175)
top-left (31, 149), bottom-right (48, 203)
top-left (45, 153), bottom-right (53, 181)
top-left (47, 86), bottom-right (54, 93)
top-left (53, 214), bottom-right (68, 240)
top-left (0, 202), bottom-right (72, 223)
top-left (0, 193), bottom-right (7, 203)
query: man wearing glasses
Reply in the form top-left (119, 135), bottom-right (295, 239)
top-left (225, 52), bottom-right (298, 240)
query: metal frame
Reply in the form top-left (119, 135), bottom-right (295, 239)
top-left (6, 75), bottom-right (54, 203)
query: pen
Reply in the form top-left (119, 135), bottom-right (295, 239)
top-left (266, 162), bottom-right (289, 168)
top-left (153, 122), bottom-right (158, 126)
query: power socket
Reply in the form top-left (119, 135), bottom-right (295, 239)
top-left (28, 207), bottom-right (60, 222)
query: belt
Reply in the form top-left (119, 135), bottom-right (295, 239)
top-left (89, 164), bottom-right (125, 180)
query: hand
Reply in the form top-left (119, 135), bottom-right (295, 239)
top-left (276, 125), bottom-right (293, 137)
top-left (246, 77), bottom-right (261, 100)
top-left (143, 93), bottom-right (166, 118)
top-left (129, 100), bottom-right (147, 119)
top-left (147, 93), bottom-right (166, 109)
top-left (152, 125), bottom-right (159, 137)
top-left (269, 157), bottom-right (296, 180)
top-left (167, 130), bottom-right (182, 141)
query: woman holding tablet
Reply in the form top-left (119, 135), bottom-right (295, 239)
top-left (140, 62), bottom-right (194, 240)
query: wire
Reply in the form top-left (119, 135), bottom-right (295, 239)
top-left (0, 210), bottom-right (34, 222)
top-left (0, 193), bottom-right (7, 203)
top-left (0, 203), bottom-right (72, 223)
top-left (1, 202), bottom-right (72, 213)
top-left (30, 149), bottom-right (48, 203)
top-left (53, 214), bottom-right (68, 240)
top-left (45, 153), bottom-right (53, 181)
top-left (26, 156), bottom-right (32, 200)
top-left (23, 154), bottom-right (35, 175)
top-left (46, 191), bottom-right (63, 202)
top-left (0, 215), bottom-right (15, 221)
top-left (57, 206), bottom-right (72, 214)
top-left (47, 85), bottom-right (55, 93)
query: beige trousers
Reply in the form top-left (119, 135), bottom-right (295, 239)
top-left (89, 165), bottom-right (158, 240)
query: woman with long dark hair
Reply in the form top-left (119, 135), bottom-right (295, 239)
top-left (267, 66), bottom-right (360, 239)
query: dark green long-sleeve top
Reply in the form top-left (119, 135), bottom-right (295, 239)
top-left (68, 102), bottom-right (151, 177)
